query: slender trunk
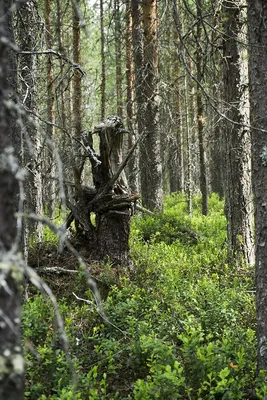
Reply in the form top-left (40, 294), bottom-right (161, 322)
top-left (132, 0), bottom-right (145, 192)
top-left (72, 0), bottom-right (83, 190)
top-left (56, 0), bottom-right (67, 130)
top-left (141, 0), bottom-right (163, 211)
top-left (184, 72), bottom-right (192, 216)
top-left (247, 0), bottom-right (267, 371)
top-left (126, 0), bottom-right (138, 193)
top-left (114, 0), bottom-right (123, 119)
top-left (100, 0), bottom-right (106, 120)
top-left (44, 0), bottom-right (55, 217)
top-left (196, 0), bottom-right (208, 215)
top-left (0, 1), bottom-right (24, 397)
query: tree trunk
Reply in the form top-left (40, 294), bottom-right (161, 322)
top-left (17, 0), bottom-right (43, 255)
top-left (141, 0), bottom-right (163, 211)
top-left (114, 0), bottom-right (123, 119)
top-left (100, 0), bottom-right (106, 120)
top-left (126, 0), bottom-right (139, 193)
top-left (196, 0), bottom-right (208, 216)
top-left (72, 0), bottom-right (83, 192)
top-left (247, 0), bottom-right (267, 371)
top-left (0, 1), bottom-right (24, 397)
top-left (44, 0), bottom-right (55, 217)
top-left (222, 1), bottom-right (254, 266)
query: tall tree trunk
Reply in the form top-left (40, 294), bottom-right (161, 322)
top-left (0, 1), bottom-right (24, 397)
top-left (126, 0), bottom-right (138, 193)
top-left (247, 0), bottom-right (267, 371)
top-left (72, 0), bottom-right (83, 190)
top-left (56, 0), bottom-right (67, 130)
top-left (196, 0), bottom-right (208, 215)
top-left (222, 1), bottom-right (254, 265)
top-left (44, 0), bottom-right (55, 217)
top-left (114, 0), bottom-right (123, 119)
top-left (100, 0), bottom-right (106, 120)
top-left (168, 22), bottom-right (184, 194)
top-left (141, 0), bottom-right (163, 211)
top-left (132, 0), bottom-right (145, 193)
top-left (17, 0), bottom-right (43, 257)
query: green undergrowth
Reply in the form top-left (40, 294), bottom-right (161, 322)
top-left (23, 193), bottom-right (264, 399)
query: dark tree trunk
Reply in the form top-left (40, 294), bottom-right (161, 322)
top-left (248, 0), bottom-right (267, 372)
top-left (0, 1), bottom-right (24, 397)
top-left (68, 116), bottom-right (138, 267)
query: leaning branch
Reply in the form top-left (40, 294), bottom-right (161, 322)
top-left (19, 49), bottom-right (86, 76)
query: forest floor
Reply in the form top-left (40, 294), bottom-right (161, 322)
top-left (24, 194), bottom-right (264, 400)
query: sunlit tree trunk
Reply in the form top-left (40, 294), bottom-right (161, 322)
top-left (0, 1), bottom-right (24, 397)
top-left (222, 1), bottom-right (254, 265)
top-left (248, 0), bottom-right (267, 371)
top-left (141, 0), bottom-right (163, 210)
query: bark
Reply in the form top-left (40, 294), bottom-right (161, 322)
top-left (168, 21), bottom-right (184, 194)
top-left (0, 1), bottom-right (24, 397)
top-left (17, 0), bottom-right (43, 252)
top-left (114, 0), bottom-right (123, 119)
top-left (72, 0), bottom-right (83, 190)
top-left (247, 0), bottom-right (267, 371)
top-left (44, 0), bottom-right (55, 217)
top-left (222, 1), bottom-right (254, 266)
top-left (68, 116), bottom-right (137, 266)
top-left (196, 0), bottom-right (208, 216)
top-left (56, 0), bottom-right (67, 130)
top-left (126, 0), bottom-right (138, 193)
top-left (100, 0), bottom-right (106, 120)
top-left (141, 0), bottom-right (163, 211)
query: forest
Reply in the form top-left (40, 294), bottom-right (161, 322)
top-left (1, 0), bottom-right (267, 398)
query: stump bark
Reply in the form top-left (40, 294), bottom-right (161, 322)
top-left (67, 116), bottom-right (138, 267)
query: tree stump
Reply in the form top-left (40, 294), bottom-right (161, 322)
top-left (67, 116), bottom-right (139, 267)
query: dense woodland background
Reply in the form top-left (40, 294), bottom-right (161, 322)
top-left (2, 0), bottom-right (267, 398)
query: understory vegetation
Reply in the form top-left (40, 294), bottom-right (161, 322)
top-left (24, 194), bottom-right (264, 399)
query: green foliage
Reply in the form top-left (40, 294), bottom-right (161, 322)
top-left (23, 193), bottom-right (259, 399)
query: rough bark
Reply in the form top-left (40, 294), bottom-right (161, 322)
top-left (44, 0), bottom-right (55, 216)
top-left (168, 22), bottom-right (184, 194)
top-left (72, 0), bottom-right (83, 191)
top-left (222, 1), bottom-right (254, 266)
top-left (17, 0), bottom-right (43, 251)
top-left (141, 0), bottom-right (163, 211)
top-left (0, 1), bottom-right (24, 397)
top-left (247, 0), bottom-right (267, 371)
top-left (100, 0), bottom-right (106, 120)
top-left (114, 0), bottom-right (123, 119)
top-left (196, 0), bottom-right (208, 216)
top-left (68, 116), bottom-right (137, 266)
top-left (126, 0), bottom-right (138, 193)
